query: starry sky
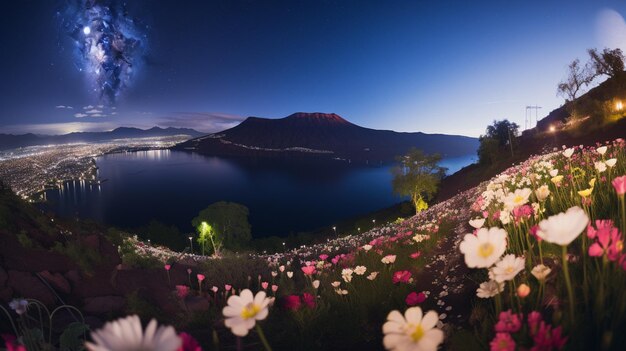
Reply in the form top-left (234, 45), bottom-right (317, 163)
top-left (1, 0), bottom-right (626, 136)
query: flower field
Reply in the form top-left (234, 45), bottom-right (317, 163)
top-left (4, 139), bottom-right (626, 350)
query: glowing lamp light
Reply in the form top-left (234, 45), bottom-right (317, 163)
top-left (549, 125), bottom-right (556, 132)
top-left (83, 26), bottom-right (91, 35)
top-left (616, 100), bottom-right (623, 111)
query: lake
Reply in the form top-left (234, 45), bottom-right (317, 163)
top-left (44, 150), bottom-right (476, 237)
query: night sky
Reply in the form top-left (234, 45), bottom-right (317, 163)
top-left (1, 0), bottom-right (625, 136)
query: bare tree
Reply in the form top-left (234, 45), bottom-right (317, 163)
top-left (588, 48), bottom-right (625, 78)
top-left (557, 59), bottom-right (594, 101)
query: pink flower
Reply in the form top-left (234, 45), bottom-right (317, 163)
top-left (533, 321), bottom-right (568, 350)
top-left (512, 204), bottom-right (533, 223)
top-left (527, 311), bottom-right (542, 336)
top-left (261, 282), bottom-right (269, 290)
top-left (225, 284), bottom-right (232, 291)
top-left (392, 270), bottom-right (412, 284)
top-left (284, 295), bottom-right (302, 310)
top-left (2, 335), bottom-right (26, 351)
top-left (302, 293), bottom-right (316, 309)
top-left (177, 332), bottom-right (202, 351)
top-left (490, 333), bottom-right (515, 351)
top-left (587, 220), bottom-right (623, 261)
top-left (197, 274), bottom-right (205, 282)
top-left (530, 225), bottom-right (542, 242)
top-left (409, 251), bottom-right (421, 259)
top-left (319, 254), bottom-right (329, 260)
top-left (187, 268), bottom-right (192, 274)
top-left (494, 310), bottom-right (522, 333)
top-left (164, 264), bottom-right (172, 271)
top-left (612, 175), bottom-right (626, 195)
top-left (211, 286), bottom-right (218, 293)
top-left (301, 266), bottom-right (317, 275)
top-left (405, 291), bottom-right (426, 306)
top-left (175, 285), bottom-right (190, 299)
top-left (271, 285), bottom-right (278, 292)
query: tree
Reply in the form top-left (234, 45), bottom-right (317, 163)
top-left (191, 202), bottom-right (251, 255)
top-left (557, 59), bottom-right (595, 101)
top-left (391, 148), bottom-right (446, 215)
top-left (588, 47), bottom-right (625, 78)
top-left (478, 119), bottom-right (520, 165)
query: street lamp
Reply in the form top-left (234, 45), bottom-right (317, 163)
top-left (188, 236), bottom-right (193, 254)
top-left (332, 226), bottom-right (337, 236)
top-left (358, 227), bottom-right (361, 233)
top-left (372, 219), bottom-right (376, 226)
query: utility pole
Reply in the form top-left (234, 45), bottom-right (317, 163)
top-left (525, 105), bottom-right (542, 129)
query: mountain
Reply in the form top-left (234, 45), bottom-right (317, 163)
top-left (174, 112), bottom-right (478, 162)
top-left (0, 127), bottom-right (206, 151)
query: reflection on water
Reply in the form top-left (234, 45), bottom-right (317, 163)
top-left (45, 150), bottom-right (475, 237)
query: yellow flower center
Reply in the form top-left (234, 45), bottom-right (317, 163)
top-left (505, 266), bottom-right (514, 274)
top-left (240, 303), bottom-right (260, 319)
top-left (618, 241), bottom-right (624, 252)
top-left (478, 243), bottom-right (494, 258)
top-left (514, 195), bottom-right (524, 204)
top-left (410, 324), bottom-right (424, 342)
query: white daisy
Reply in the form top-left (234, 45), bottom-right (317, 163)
top-left (459, 227), bottom-right (507, 268)
top-left (476, 280), bottom-right (505, 298)
top-left (531, 264), bottom-right (552, 282)
top-left (383, 307), bottom-right (444, 351)
top-left (536, 206), bottom-right (589, 246)
top-left (86, 315), bottom-right (181, 351)
top-left (491, 254), bottom-right (525, 282)
top-left (468, 218), bottom-right (485, 229)
top-left (223, 289), bottom-right (271, 337)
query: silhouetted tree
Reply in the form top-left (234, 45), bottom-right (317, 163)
top-left (478, 119), bottom-right (520, 165)
top-left (192, 202), bottom-right (251, 254)
top-left (391, 148), bottom-right (446, 215)
top-left (557, 59), bottom-right (595, 101)
top-left (588, 48), bottom-right (625, 78)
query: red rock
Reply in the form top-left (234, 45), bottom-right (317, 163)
top-left (0, 232), bottom-right (77, 273)
top-left (83, 296), bottom-right (125, 314)
top-left (0, 267), bottom-right (7, 286)
top-left (0, 287), bottom-right (12, 302)
top-left (39, 271), bottom-right (71, 294)
top-left (7, 271), bottom-right (55, 306)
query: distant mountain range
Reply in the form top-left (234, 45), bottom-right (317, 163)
top-left (0, 127), bottom-right (205, 151)
top-left (174, 112), bottom-right (478, 162)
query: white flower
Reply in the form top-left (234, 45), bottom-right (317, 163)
top-left (597, 146), bottom-right (608, 155)
top-left (312, 280), bottom-right (320, 289)
top-left (382, 255), bottom-right (397, 264)
top-left (606, 158), bottom-right (617, 168)
top-left (382, 307), bottom-right (444, 351)
top-left (286, 271), bottom-right (293, 278)
top-left (223, 289), bottom-right (271, 337)
top-left (595, 161), bottom-right (607, 173)
top-left (278, 265), bottom-right (285, 272)
top-left (459, 227), bottom-right (507, 268)
top-left (342, 268), bottom-right (354, 282)
top-left (367, 271), bottom-right (379, 280)
top-left (469, 218), bottom-right (485, 229)
top-left (499, 210), bottom-right (511, 225)
top-left (563, 148), bottom-right (575, 158)
top-left (536, 206), bottom-right (589, 246)
top-left (363, 244), bottom-right (373, 251)
top-left (334, 288), bottom-right (349, 295)
top-left (476, 280), bottom-right (505, 298)
top-left (531, 264), bottom-right (552, 282)
top-left (503, 188), bottom-right (532, 210)
top-left (491, 254), bottom-right (525, 282)
top-left (354, 265), bottom-right (367, 275)
top-left (86, 315), bottom-right (181, 351)
top-left (331, 281), bottom-right (341, 288)
top-left (535, 185), bottom-right (550, 202)
top-left (549, 169), bottom-right (559, 177)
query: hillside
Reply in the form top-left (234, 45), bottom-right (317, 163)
top-left (0, 127), bottom-right (206, 150)
top-left (174, 112), bottom-right (479, 162)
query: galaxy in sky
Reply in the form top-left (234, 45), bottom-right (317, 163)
top-left (57, 0), bottom-right (147, 104)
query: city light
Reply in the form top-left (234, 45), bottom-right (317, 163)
top-left (616, 100), bottom-right (623, 111)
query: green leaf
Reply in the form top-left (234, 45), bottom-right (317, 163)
top-left (59, 322), bottom-right (89, 351)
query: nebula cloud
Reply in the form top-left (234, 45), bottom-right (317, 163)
top-left (58, 0), bottom-right (147, 104)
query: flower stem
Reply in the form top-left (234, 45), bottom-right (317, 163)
top-left (562, 245), bottom-right (575, 324)
top-left (256, 324), bottom-right (273, 351)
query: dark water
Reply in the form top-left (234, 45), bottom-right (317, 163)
top-left (44, 150), bottom-right (475, 237)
